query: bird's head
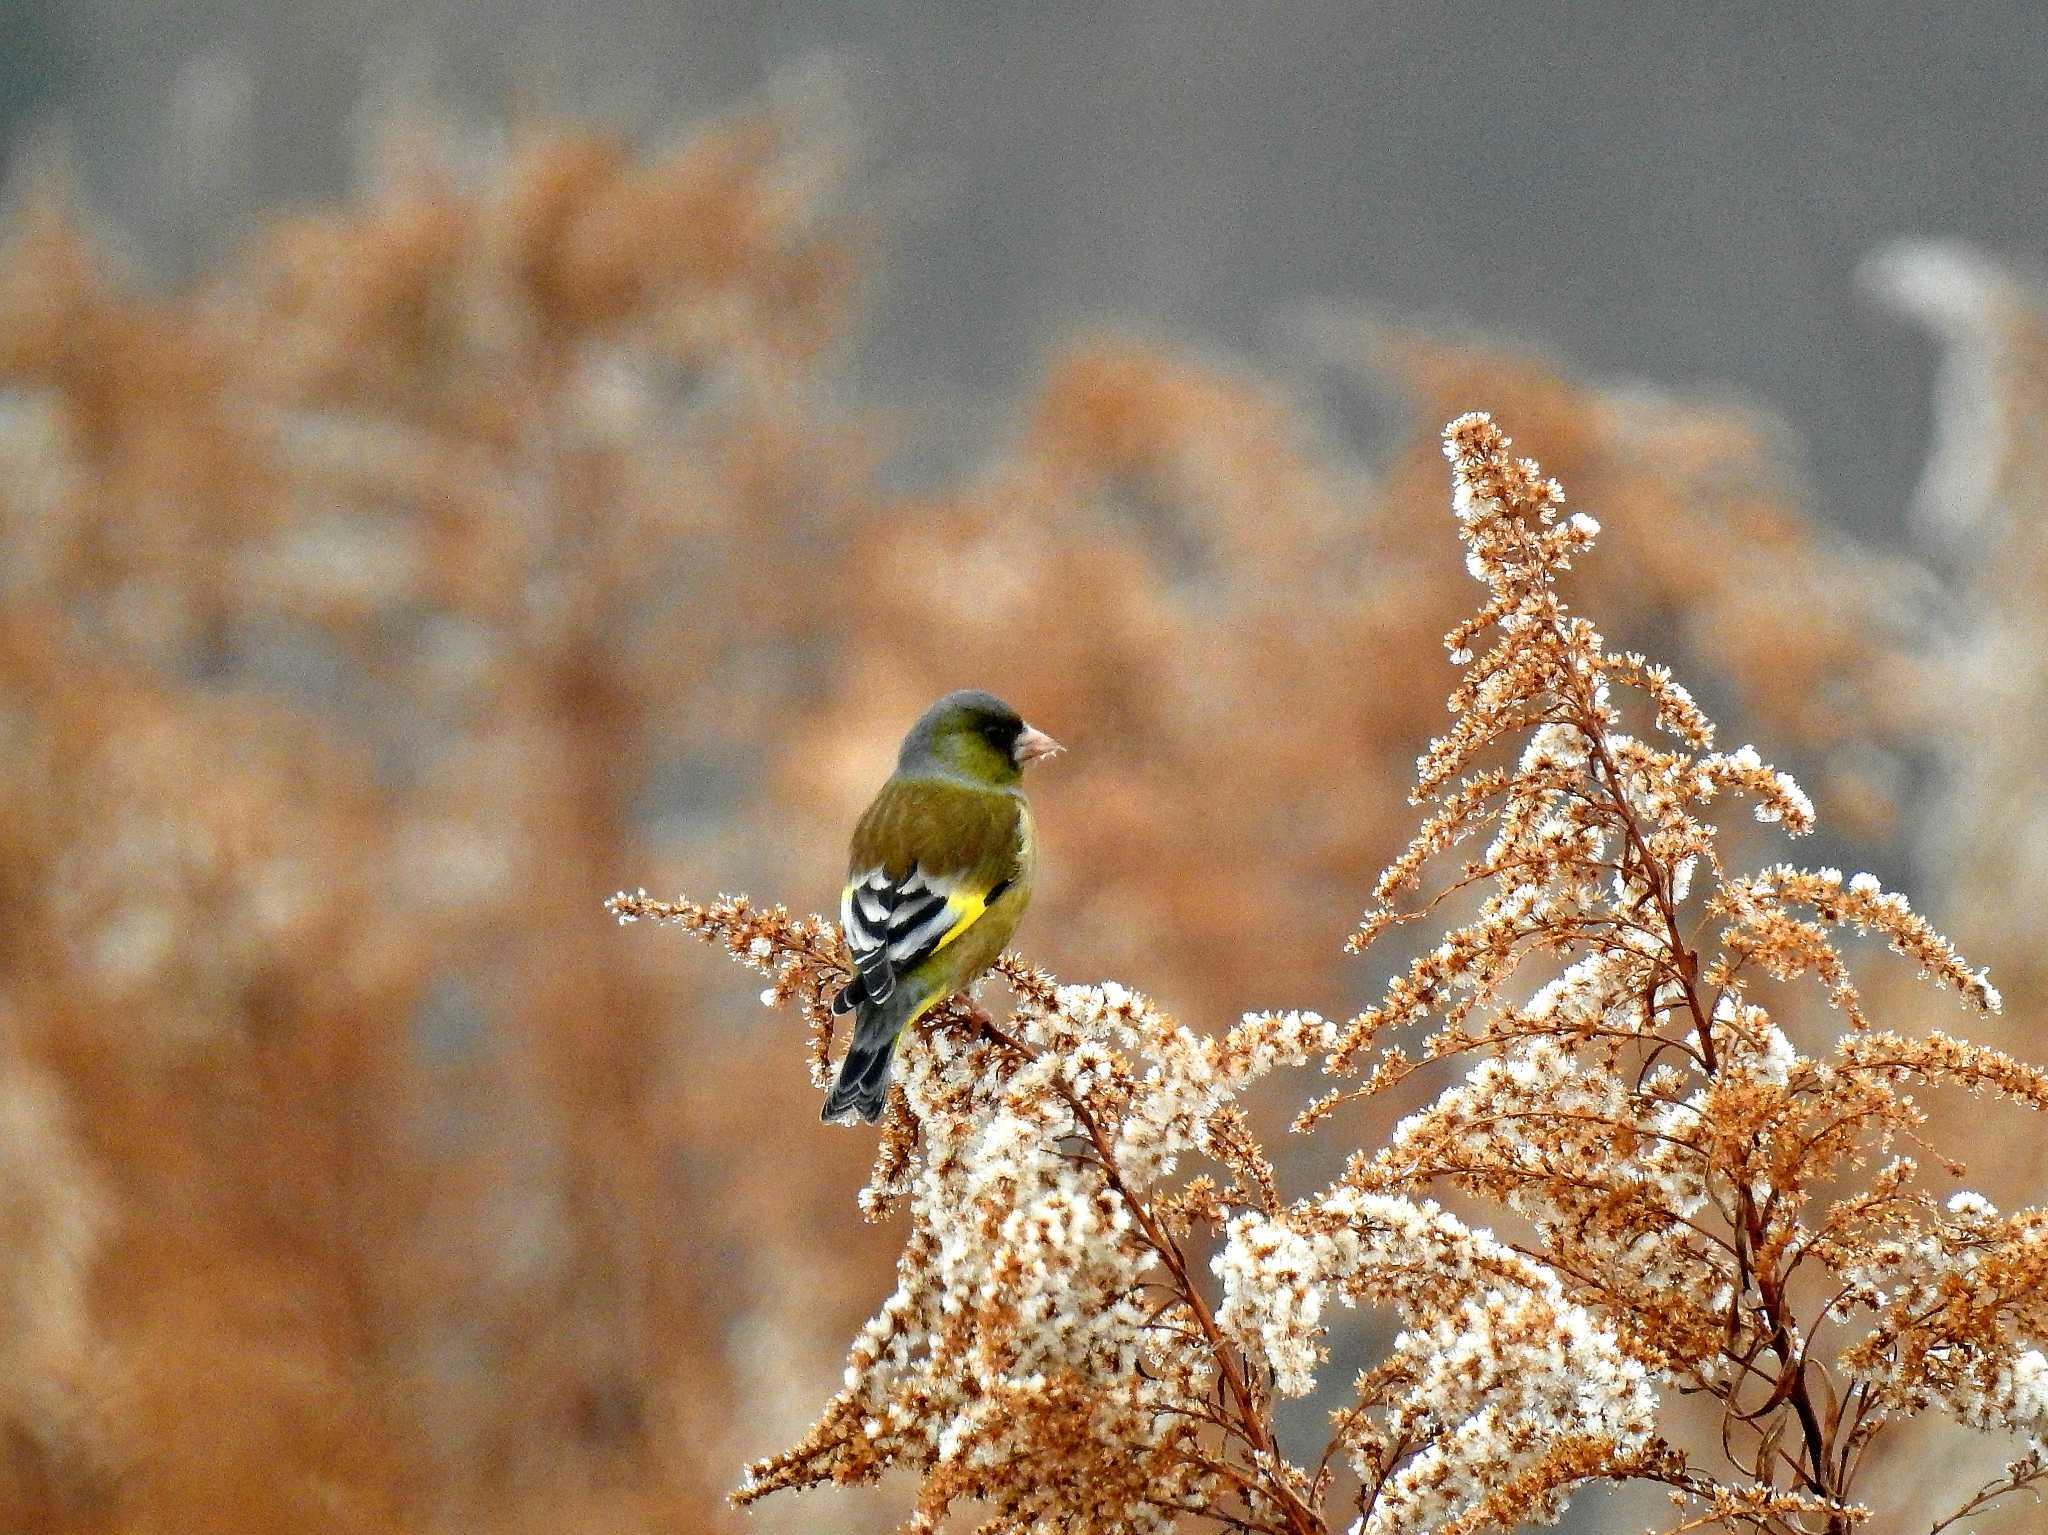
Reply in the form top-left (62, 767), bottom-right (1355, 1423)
top-left (900, 689), bottom-right (1062, 788)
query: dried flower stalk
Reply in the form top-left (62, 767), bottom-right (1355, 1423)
top-left (620, 413), bottom-right (2044, 1534)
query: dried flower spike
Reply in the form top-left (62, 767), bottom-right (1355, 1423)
top-left (619, 413), bottom-right (2041, 1535)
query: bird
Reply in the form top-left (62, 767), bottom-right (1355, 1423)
top-left (822, 689), bottom-right (1061, 1123)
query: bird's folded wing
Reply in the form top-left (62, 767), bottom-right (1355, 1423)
top-left (835, 781), bottom-right (1021, 1013)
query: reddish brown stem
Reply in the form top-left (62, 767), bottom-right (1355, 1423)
top-left (1563, 672), bottom-right (1843, 1532)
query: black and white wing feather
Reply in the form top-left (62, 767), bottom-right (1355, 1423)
top-left (835, 864), bottom-right (992, 1014)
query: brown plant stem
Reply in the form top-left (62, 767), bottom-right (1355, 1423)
top-left (1572, 679), bottom-right (1844, 1532)
top-left (1493, 480), bottom-right (1848, 1534)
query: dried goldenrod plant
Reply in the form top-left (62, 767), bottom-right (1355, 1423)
top-left (1, 88), bottom-right (1931, 1531)
top-left (617, 413), bottom-right (2043, 1535)
top-left (0, 99), bottom-right (869, 1532)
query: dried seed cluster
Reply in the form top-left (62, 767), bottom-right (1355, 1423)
top-left (618, 413), bottom-right (2044, 1535)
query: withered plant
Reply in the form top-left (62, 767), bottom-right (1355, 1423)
top-left (619, 414), bottom-right (2042, 1535)
top-left (1, 74), bottom-right (2035, 1535)
top-left (0, 99), bottom-right (875, 1533)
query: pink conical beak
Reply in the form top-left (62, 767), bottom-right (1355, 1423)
top-left (1013, 725), bottom-right (1062, 766)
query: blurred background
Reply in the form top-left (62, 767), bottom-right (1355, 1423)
top-left (1, 4), bottom-right (2044, 1532)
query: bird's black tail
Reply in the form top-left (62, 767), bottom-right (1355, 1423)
top-left (821, 992), bottom-right (915, 1123)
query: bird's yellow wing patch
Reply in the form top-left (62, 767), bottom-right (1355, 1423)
top-left (928, 887), bottom-right (989, 956)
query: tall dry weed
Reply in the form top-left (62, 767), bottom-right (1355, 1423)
top-left (627, 414), bottom-right (2040, 1535)
top-left (0, 87), bottom-right (2035, 1535)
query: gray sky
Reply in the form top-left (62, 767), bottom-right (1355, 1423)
top-left (10, 1), bottom-right (2046, 536)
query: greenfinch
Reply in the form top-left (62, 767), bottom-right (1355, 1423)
top-left (823, 690), bottom-right (1061, 1123)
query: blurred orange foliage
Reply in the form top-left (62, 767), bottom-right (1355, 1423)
top-left (0, 93), bottom-right (2030, 1533)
